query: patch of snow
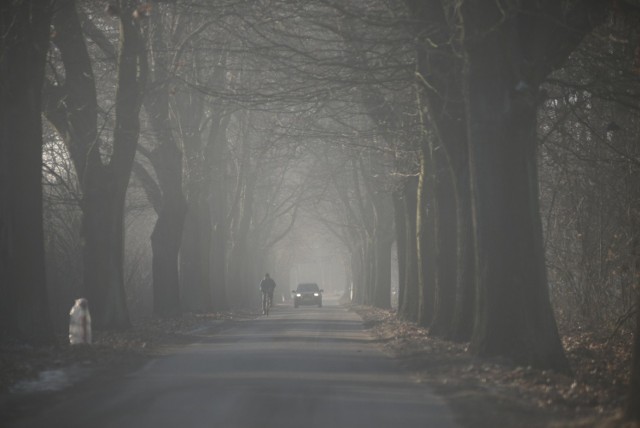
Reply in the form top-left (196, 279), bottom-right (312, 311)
top-left (10, 366), bottom-right (91, 394)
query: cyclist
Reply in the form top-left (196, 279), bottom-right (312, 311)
top-left (259, 273), bottom-right (276, 315)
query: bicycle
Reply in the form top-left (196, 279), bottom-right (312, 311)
top-left (262, 291), bottom-right (273, 316)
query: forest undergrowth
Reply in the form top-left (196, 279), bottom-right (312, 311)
top-left (352, 306), bottom-right (634, 428)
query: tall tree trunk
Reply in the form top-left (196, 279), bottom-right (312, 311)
top-left (180, 196), bottom-right (212, 312)
top-left (371, 188), bottom-right (394, 309)
top-left (144, 10), bottom-right (187, 318)
top-left (429, 160), bottom-right (457, 337)
top-left (84, 0), bottom-right (146, 329)
top-left (373, 231), bottom-right (393, 309)
top-left (626, 259), bottom-right (640, 421)
top-left (624, 237), bottom-right (640, 420)
top-left (450, 168), bottom-right (475, 341)
top-left (350, 246), bottom-right (366, 305)
top-left (210, 225), bottom-right (229, 311)
top-left (463, 4), bottom-right (567, 370)
top-left (209, 213), bottom-right (229, 311)
top-left (207, 108), bottom-right (230, 311)
top-left (148, 140), bottom-right (187, 317)
top-left (407, 0), bottom-right (474, 340)
top-left (176, 46), bottom-right (230, 312)
top-left (45, 0), bottom-right (146, 330)
top-left (0, 0), bottom-right (54, 344)
top-left (398, 176), bottom-right (420, 322)
top-left (392, 186), bottom-right (407, 310)
top-left (363, 238), bottom-right (376, 306)
top-left (416, 142), bottom-right (436, 327)
top-left (407, 0), bottom-right (604, 365)
top-left (227, 168), bottom-right (257, 306)
top-left (82, 177), bottom-right (131, 329)
top-left (179, 98), bottom-right (211, 312)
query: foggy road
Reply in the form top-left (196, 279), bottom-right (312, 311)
top-left (7, 301), bottom-right (457, 428)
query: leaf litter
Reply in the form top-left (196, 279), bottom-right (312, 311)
top-left (351, 305), bottom-right (635, 428)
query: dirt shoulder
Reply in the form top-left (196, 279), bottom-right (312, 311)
top-left (0, 311), bottom-right (254, 397)
top-left (351, 305), bottom-right (634, 428)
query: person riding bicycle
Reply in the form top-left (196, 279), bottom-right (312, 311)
top-left (259, 273), bottom-right (276, 315)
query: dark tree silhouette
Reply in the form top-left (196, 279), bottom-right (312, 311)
top-left (396, 176), bottom-right (420, 322)
top-left (406, 0), bottom-right (475, 341)
top-left (626, 238), bottom-right (640, 421)
top-left (628, 287), bottom-right (640, 421)
top-left (45, 0), bottom-right (147, 329)
top-left (459, 1), bottom-right (607, 370)
top-left (143, 7), bottom-right (188, 317)
top-left (84, 1), bottom-right (189, 319)
top-left (0, 0), bottom-right (55, 344)
top-left (403, 0), bottom-right (609, 369)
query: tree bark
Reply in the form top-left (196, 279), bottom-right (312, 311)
top-left (179, 95), bottom-right (212, 312)
top-left (148, 140), bottom-right (187, 318)
top-left (178, 51), bottom-right (230, 310)
top-left (350, 245), bottom-right (366, 305)
top-left (45, 0), bottom-right (97, 182)
top-left (144, 10), bottom-right (187, 318)
top-left (46, 0), bottom-right (146, 329)
top-left (406, 0), bottom-right (475, 340)
top-left (372, 230), bottom-right (393, 309)
top-left (0, 0), bottom-right (55, 344)
top-left (462, 3), bottom-right (567, 370)
top-left (450, 167), bottom-right (475, 341)
top-left (370, 181), bottom-right (394, 309)
top-left (627, 290), bottom-right (640, 420)
top-left (206, 60), bottom-right (233, 310)
top-left (206, 100), bottom-right (231, 311)
top-left (87, 0), bottom-right (146, 329)
top-left (416, 144), bottom-right (436, 327)
top-left (392, 187), bottom-right (406, 309)
top-left (81, 178), bottom-right (131, 329)
top-left (459, 0), bottom-right (607, 369)
top-left (624, 238), bottom-right (640, 420)
top-left (364, 238), bottom-right (376, 306)
top-left (181, 197), bottom-right (212, 311)
top-left (227, 157), bottom-right (258, 306)
top-left (429, 158), bottom-right (457, 337)
top-left (398, 176), bottom-right (420, 322)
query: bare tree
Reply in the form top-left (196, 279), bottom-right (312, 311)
top-left (0, 0), bottom-right (55, 344)
top-left (144, 4), bottom-right (188, 317)
top-left (44, 0), bottom-right (147, 329)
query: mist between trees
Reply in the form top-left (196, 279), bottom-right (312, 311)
top-left (1, 0), bottom-right (640, 421)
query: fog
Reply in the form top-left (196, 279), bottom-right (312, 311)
top-left (3, 0), bottom-right (639, 425)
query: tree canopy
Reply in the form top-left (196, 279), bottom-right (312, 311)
top-left (2, 0), bottom-right (640, 421)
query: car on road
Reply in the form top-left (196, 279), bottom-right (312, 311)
top-left (292, 283), bottom-right (323, 308)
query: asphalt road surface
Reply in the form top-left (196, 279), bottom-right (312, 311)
top-left (7, 300), bottom-right (457, 428)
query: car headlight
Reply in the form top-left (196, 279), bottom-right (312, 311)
top-left (296, 293), bottom-right (302, 297)
top-left (314, 293), bottom-right (319, 297)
